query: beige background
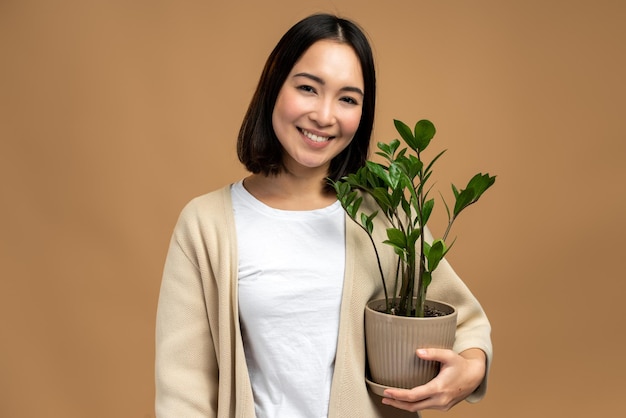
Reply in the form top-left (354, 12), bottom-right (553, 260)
top-left (1, 0), bottom-right (624, 417)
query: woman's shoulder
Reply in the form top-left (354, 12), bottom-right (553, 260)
top-left (185, 184), bottom-right (232, 209)
top-left (174, 184), bottom-right (235, 230)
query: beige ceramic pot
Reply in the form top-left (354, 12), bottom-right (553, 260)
top-left (365, 298), bottom-right (457, 396)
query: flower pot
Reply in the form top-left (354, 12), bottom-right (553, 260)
top-left (365, 298), bottom-right (457, 396)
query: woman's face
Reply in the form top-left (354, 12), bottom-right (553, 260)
top-left (272, 40), bottom-right (364, 174)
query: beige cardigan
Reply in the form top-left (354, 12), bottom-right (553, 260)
top-left (155, 186), bottom-right (492, 417)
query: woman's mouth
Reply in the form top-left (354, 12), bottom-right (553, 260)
top-left (300, 128), bottom-right (333, 143)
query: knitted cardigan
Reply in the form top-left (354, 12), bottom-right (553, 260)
top-left (155, 185), bottom-right (492, 417)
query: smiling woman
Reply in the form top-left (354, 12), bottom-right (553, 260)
top-left (236, 14), bottom-right (376, 195)
top-left (270, 40), bottom-right (364, 180)
top-left (155, 13), bottom-right (492, 418)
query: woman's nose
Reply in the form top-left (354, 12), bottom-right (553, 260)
top-left (310, 99), bottom-right (336, 127)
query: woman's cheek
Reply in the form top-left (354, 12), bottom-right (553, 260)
top-left (345, 110), bottom-right (363, 137)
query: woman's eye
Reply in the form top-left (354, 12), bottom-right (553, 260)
top-left (298, 85), bottom-right (316, 93)
top-left (341, 96), bottom-right (359, 105)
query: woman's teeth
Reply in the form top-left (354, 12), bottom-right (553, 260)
top-left (302, 129), bottom-right (330, 143)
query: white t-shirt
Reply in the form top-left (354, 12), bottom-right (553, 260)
top-left (231, 180), bottom-right (345, 418)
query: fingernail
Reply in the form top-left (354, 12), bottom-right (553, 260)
top-left (417, 348), bottom-right (427, 356)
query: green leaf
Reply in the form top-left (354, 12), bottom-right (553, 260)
top-left (421, 271), bottom-right (432, 290)
top-left (453, 187), bottom-right (476, 216)
top-left (388, 139), bottom-right (401, 156)
top-left (377, 142), bottom-right (391, 156)
top-left (426, 239), bottom-right (446, 272)
top-left (469, 172), bottom-right (497, 195)
top-left (407, 228), bottom-right (422, 249)
top-left (366, 161), bottom-right (391, 187)
top-left (334, 183), bottom-right (357, 211)
top-left (394, 119), bottom-right (416, 149)
top-left (440, 191), bottom-right (452, 222)
top-left (385, 228), bottom-right (406, 249)
top-left (422, 198), bottom-right (434, 225)
top-left (377, 139), bottom-right (401, 159)
top-left (361, 210), bottom-right (378, 234)
top-left (453, 173), bottom-right (497, 216)
top-left (401, 196), bottom-right (412, 219)
top-left (406, 154), bottom-right (423, 179)
top-left (414, 119), bottom-right (436, 151)
top-left (371, 187), bottom-right (392, 210)
top-left (389, 187), bottom-right (403, 211)
top-left (347, 195), bottom-right (362, 219)
top-left (451, 183), bottom-right (460, 199)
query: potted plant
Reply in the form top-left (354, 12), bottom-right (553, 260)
top-left (331, 119), bottom-right (496, 394)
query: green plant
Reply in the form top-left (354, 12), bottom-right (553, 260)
top-left (332, 119), bottom-right (496, 317)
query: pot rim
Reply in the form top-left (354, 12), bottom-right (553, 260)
top-left (366, 298), bottom-right (457, 320)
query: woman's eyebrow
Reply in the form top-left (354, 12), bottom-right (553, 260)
top-left (293, 72), bottom-right (364, 96)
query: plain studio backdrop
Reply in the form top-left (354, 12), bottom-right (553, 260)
top-left (1, 1), bottom-right (624, 417)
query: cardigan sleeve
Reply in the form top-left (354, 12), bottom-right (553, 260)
top-left (155, 224), bottom-right (219, 417)
top-left (426, 253), bottom-right (493, 404)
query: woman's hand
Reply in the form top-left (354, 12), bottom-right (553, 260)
top-left (381, 348), bottom-right (486, 413)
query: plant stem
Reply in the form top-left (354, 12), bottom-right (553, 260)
top-left (392, 257), bottom-right (400, 310)
top-left (366, 229), bottom-right (390, 311)
top-left (442, 215), bottom-right (455, 242)
top-left (415, 150), bottom-right (426, 317)
top-left (348, 216), bottom-right (389, 311)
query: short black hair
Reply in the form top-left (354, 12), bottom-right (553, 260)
top-left (237, 13), bottom-right (376, 190)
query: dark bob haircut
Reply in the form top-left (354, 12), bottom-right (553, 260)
top-left (237, 13), bottom-right (376, 190)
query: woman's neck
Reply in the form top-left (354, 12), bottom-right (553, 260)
top-left (243, 170), bottom-right (336, 211)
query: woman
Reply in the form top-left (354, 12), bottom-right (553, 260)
top-left (155, 13), bottom-right (492, 417)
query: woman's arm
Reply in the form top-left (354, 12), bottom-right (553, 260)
top-left (155, 233), bottom-right (218, 417)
